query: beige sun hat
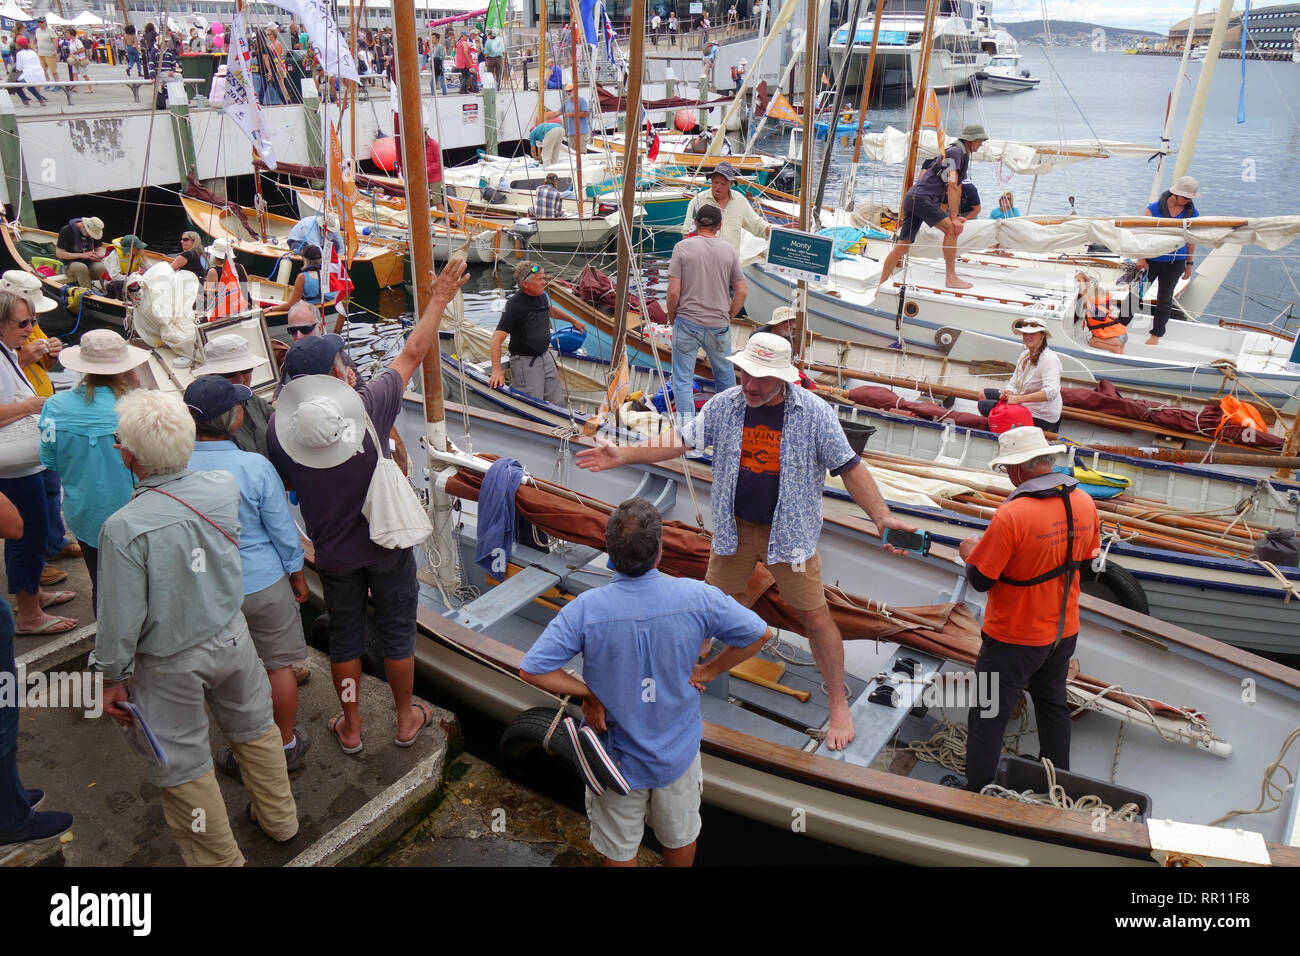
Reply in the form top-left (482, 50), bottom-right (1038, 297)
top-left (729, 332), bottom-right (799, 384)
top-left (59, 329), bottom-right (149, 375)
top-left (1169, 175), bottom-right (1201, 200)
top-left (273, 373), bottom-right (367, 469)
top-left (193, 333), bottom-right (270, 376)
top-left (1012, 315), bottom-right (1049, 335)
top-left (207, 238), bottom-right (234, 261)
top-left (80, 217), bottom-right (105, 241)
top-left (988, 426), bottom-right (1066, 469)
top-left (765, 306), bottom-right (796, 327)
top-left (0, 270), bottom-right (56, 314)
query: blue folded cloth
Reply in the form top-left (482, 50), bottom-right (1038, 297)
top-left (475, 457), bottom-right (525, 575)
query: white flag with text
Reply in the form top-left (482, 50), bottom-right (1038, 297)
top-left (224, 13), bottom-right (277, 168)
top-left (264, 0), bottom-right (359, 83)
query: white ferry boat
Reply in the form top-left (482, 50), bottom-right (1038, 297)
top-left (828, 0), bottom-right (995, 92)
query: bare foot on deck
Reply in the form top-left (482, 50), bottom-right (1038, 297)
top-left (824, 706), bottom-right (856, 751)
top-left (945, 276), bottom-right (974, 290)
top-left (1145, 335), bottom-right (1160, 345)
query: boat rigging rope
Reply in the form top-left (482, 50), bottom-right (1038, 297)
top-left (1247, 559), bottom-right (1300, 602)
top-left (1207, 727), bottom-right (1300, 828)
top-left (129, 0), bottom-right (172, 246)
top-left (981, 758), bottom-right (1143, 823)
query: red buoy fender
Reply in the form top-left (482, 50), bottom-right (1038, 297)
top-left (370, 136), bottom-right (398, 172)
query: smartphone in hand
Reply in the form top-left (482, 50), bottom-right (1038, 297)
top-left (883, 527), bottom-right (931, 557)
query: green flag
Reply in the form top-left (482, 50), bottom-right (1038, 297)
top-left (486, 0), bottom-right (506, 31)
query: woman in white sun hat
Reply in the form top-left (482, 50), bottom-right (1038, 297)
top-left (1136, 174), bottom-right (1200, 345)
top-left (37, 329), bottom-right (149, 610)
top-left (976, 315), bottom-right (1063, 432)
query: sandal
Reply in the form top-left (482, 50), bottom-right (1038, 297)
top-left (328, 712), bottom-right (363, 755)
top-left (38, 590), bottom-right (76, 610)
top-left (396, 702), bottom-right (434, 748)
top-left (15, 615), bottom-right (78, 636)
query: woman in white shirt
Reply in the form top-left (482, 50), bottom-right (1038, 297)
top-left (0, 292), bottom-right (78, 635)
top-left (13, 39), bottom-right (48, 106)
top-left (66, 30), bottom-right (93, 93)
top-left (976, 315), bottom-right (1063, 431)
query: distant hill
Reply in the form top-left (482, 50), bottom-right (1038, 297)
top-left (999, 19), bottom-right (1166, 44)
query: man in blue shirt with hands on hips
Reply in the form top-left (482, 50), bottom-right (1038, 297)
top-left (520, 497), bottom-right (770, 866)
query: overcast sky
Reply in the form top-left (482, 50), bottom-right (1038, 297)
top-left (997, 1), bottom-right (1260, 34)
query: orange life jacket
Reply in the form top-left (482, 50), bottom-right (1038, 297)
top-left (1219, 394), bottom-right (1268, 433)
top-left (1082, 295), bottom-right (1124, 338)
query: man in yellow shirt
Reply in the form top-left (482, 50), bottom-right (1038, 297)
top-left (680, 161), bottom-right (771, 253)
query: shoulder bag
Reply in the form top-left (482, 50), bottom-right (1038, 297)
top-left (361, 414), bottom-right (431, 550)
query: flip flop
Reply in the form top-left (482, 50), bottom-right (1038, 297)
top-left (39, 590), bottom-right (76, 609)
top-left (15, 615), bottom-right (78, 636)
top-left (328, 712), bottom-right (363, 755)
top-left (395, 702), bottom-right (433, 748)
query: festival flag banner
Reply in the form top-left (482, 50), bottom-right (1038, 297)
top-left (766, 93), bottom-right (799, 124)
top-left (578, 0), bottom-right (600, 44)
top-left (921, 88), bottom-right (944, 149)
top-left (265, 0), bottom-right (359, 82)
top-left (209, 256), bottom-right (248, 320)
top-left (225, 13), bottom-right (277, 168)
top-left (485, 0), bottom-right (507, 31)
top-left (328, 122), bottom-right (360, 265)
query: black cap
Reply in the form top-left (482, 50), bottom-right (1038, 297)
top-left (694, 204), bottom-right (722, 228)
top-left (282, 333), bottom-right (348, 380)
top-left (184, 375), bottom-right (253, 421)
top-left (300, 243), bottom-right (322, 263)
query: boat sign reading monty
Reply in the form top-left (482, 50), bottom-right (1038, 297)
top-left (765, 227), bottom-right (834, 285)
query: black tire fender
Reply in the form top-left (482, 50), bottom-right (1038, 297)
top-left (1080, 560), bottom-right (1149, 615)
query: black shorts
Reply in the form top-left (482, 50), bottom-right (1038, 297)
top-left (319, 547), bottom-right (418, 663)
top-left (897, 191), bottom-right (946, 243)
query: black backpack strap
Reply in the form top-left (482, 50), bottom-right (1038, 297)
top-left (996, 487), bottom-right (1079, 646)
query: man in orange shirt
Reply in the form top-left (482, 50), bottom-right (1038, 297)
top-left (957, 426), bottom-right (1100, 792)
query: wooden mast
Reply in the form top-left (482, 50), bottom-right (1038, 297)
top-left (899, 0), bottom-right (939, 201)
top-left (235, 0), bottom-right (271, 242)
top-left (793, 0), bottom-right (818, 351)
top-left (850, 0), bottom-right (887, 166)
top-left (568, 0), bottom-right (584, 201)
top-left (610, 0), bottom-right (645, 351)
top-left (538, 0), bottom-right (548, 127)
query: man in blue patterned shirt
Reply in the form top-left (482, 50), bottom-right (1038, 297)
top-left (577, 333), bottom-right (917, 750)
top-left (530, 173), bottom-right (567, 219)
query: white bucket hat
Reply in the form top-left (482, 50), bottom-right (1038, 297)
top-left (59, 329), bottom-right (149, 375)
top-left (988, 426), bottom-right (1065, 469)
top-left (0, 270), bottom-right (56, 314)
top-left (1012, 315), bottom-right (1049, 335)
top-left (207, 238), bottom-right (233, 261)
top-left (729, 332), bottom-right (799, 384)
top-left (193, 333), bottom-right (270, 376)
top-left (765, 306), bottom-right (796, 327)
top-left (273, 374), bottom-right (367, 469)
top-left (1169, 175), bottom-right (1200, 200)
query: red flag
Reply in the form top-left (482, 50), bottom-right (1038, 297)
top-left (327, 243), bottom-right (354, 296)
top-left (209, 256), bottom-right (248, 320)
top-left (646, 119), bottom-right (661, 162)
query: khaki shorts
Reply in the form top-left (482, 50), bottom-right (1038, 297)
top-left (241, 576), bottom-right (308, 671)
top-left (584, 753), bottom-right (703, 861)
top-left (705, 519), bottom-right (827, 611)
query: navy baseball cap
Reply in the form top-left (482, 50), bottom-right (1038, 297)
top-left (282, 333), bottom-right (348, 380)
top-left (184, 375), bottom-right (253, 421)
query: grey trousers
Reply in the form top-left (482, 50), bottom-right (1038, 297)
top-left (510, 351), bottom-right (564, 406)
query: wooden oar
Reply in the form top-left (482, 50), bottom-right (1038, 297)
top-left (730, 669), bottom-right (812, 702)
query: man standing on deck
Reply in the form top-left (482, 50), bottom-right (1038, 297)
top-left (34, 16), bottom-right (55, 84)
top-left (267, 260), bottom-right (467, 758)
top-left (876, 123), bottom-right (988, 292)
top-left (94, 390), bottom-right (299, 865)
top-left (680, 160), bottom-right (771, 253)
top-left (520, 497), bottom-right (771, 866)
top-left (483, 28), bottom-right (505, 88)
top-left (667, 203), bottom-right (743, 427)
top-left (577, 334), bottom-right (919, 751)
top-left (489, 260), bottom-right (584, 405)
top-left (957, 427), bottom-right (1100, 792)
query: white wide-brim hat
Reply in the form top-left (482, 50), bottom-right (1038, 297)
top-left (193, 333), bottom-right (271, 376)
top-left (765, 306), bottom-right (796, 327)
top-left (274, 373), bottom-right (368, 469)
top-left (0, 269), bottom-right (56, 314)
top-left (207, 238), bottom-right (233, 261)
top-left (1169, 175), bottom-right (1200, 200)
top-left (729, 331), bottom-right (799, 384)
top-left (59, 329), bottom-right (150, 375)
top-left (1012, 315), bottom-right (1049, 335)
top-left (988, 426), bottom-right (1066, 469)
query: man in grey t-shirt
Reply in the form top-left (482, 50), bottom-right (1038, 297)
top-left (666, 204), bottom-right (745, 426)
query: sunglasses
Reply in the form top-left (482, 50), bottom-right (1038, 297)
top-left (288, 325), bottom-right (316, 337)
top-left (181, 237), bottom-right (194, 243)
top-left (526, 265), bottom-right (543, 276)
top-left (14, 318), bottom-right (35, 329)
